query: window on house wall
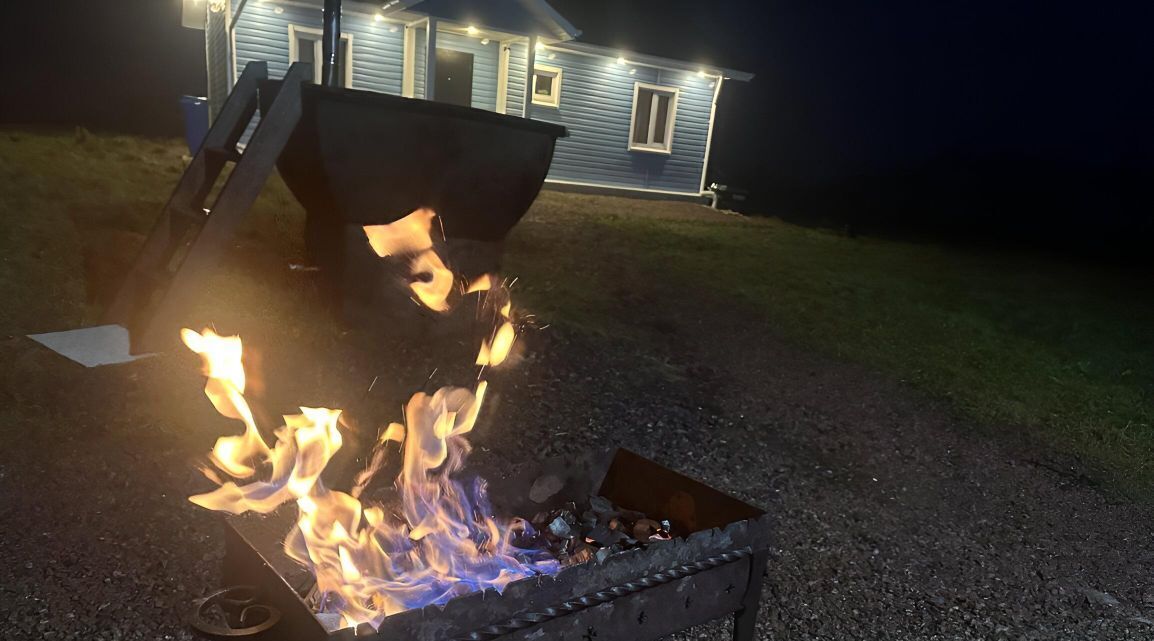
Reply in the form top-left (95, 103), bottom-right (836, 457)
top-left (289, 25), bottom-right (352, 87)
top-left (629, 83), bottom-right (679, 153)
top-left (531, 64), bottom-right (562, 107)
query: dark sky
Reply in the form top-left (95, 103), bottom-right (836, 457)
top-left (2, 0), bottom-right (1151, 187)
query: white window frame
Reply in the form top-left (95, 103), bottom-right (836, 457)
top-left (288, 24), bottom-right (354, 87)
top-left (627, 82), bottom-right (679, 154)
top-left (531, 63), bottom-right (562, 108)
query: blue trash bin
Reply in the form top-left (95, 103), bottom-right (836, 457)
top-left (179, 95), bottom-right (209, 154)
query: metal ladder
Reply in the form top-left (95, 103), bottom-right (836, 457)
top-left (105, 61), bottom-right (311, 354)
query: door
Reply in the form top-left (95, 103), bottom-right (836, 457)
top-left (435, 49), bottom-right (474, 107)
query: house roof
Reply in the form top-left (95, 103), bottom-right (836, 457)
top-left (398, 0), bottom-right (580, 41)
top-left (548, 41), bottom-right (755, 82)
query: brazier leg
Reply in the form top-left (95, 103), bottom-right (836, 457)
top-left (732, 551), bottom-right (769, 641)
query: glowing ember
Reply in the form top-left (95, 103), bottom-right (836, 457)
top-left (187, 209), bottom-right (556, 631)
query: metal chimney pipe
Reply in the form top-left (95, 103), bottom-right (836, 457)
top-left (321, 0), bottom-right (342, 87)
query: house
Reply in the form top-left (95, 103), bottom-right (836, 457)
top-left (187, 0), bottom-right (753, 200)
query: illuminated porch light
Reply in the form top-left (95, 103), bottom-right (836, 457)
top-left (466, 25), bottom-right (479, 35)
top-left (374, 13), bottom-right (384, 22)
top-left (481, 38), bottom-right (490, 45)
top-left (535, 40), bottom-right (546, 51)
top-left (697, 69), bottom-right (707, 78)
top-left (616, 56), bottom-right (626, 65)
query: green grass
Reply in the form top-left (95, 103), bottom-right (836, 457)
top-left (507, 193), bottom-right (1154, 490)
top-left (2, 129), bottom-right (1151, 493)
top-left (0, 128), bottom-right (303, 335)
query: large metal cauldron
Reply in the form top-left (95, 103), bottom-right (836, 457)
top-left (257, 81), bottom-right (566, 331)
top-left (258, 81), bottom-right (565, 243)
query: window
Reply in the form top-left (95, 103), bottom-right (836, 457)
top-left (289, 25), bottom-right (352, 87)
top-left (531, 64), bottom-right (562, 107)
top-left (629, 83), bottom-right (679, 153)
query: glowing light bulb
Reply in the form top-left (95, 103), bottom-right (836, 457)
top-left (616, 56), bottom-right (626, 65)
top-left (374, 13), bottom-right (384, 22)
top-left (466, 25), bottom-right (479, 35)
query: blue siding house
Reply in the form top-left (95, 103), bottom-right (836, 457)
top-left (190, 0), bottom-right (752, 200)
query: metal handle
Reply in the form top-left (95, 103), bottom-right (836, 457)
top-left (190, 585), bottom-right (282, 639)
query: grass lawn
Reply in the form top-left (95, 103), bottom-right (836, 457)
top-left (2, 129), bottom-right (1152, 493)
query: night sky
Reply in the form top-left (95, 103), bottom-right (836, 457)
top-left (2, 0), bottom-right (1151, 240)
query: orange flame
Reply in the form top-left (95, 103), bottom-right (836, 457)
top-left (363, 208), bottom-right (436, 257)
top-left (409, 250), bottom-right (454, 312)
top-left (185, 307), bottom-right (545, 629)
top-left (181, 328), bottom-right (268, 478)
top-left (466, 274), bottom-right (493, 294)
top-left (477, 322), bottom-right (516, 368)
top-left (189, 211), bottom-right (546, 631)
top-left (361, 209), bottom-right (456, 313)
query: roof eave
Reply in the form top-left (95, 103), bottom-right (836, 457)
top-left (518, 0), bottom-right (580, 40)
top-left (396, 0), bottom-right (579, 40)
top-left (550, 41), bottom-right (754, 82)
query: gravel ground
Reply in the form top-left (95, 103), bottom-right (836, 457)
top-left (1, 265), bottom-right (1152, 640)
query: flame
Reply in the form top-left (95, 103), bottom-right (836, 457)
top-left (189, 209), bottom-right (548, 631)
top-left (187, 331), bottom-right (553, 627)
top-left (409, 250), bottom-right (454, 312)
top-left (361, 209), bottom-right (457, 313)
top-left (363, 208), bottom-right (436, 257)
top-left (466, 274), bottom-right (493, 294)
top-left (477, 322), bottom-right (516, 368)
top-left (181, 328), bottom-right (268, 478)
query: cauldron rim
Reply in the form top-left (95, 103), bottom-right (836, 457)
top-left (259, 80), bottom-right (568, 139)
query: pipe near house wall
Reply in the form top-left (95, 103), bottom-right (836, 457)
top-left (322, 0), bottom-right (342, 87)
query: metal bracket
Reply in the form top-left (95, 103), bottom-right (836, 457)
top-left (191, 585), bottom-right (283, 639)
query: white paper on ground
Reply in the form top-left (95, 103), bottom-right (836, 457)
top-left (27, 324), bottom-right (152, 368)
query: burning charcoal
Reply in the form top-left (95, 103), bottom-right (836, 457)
top-left (548, 516), bottom-right (572, 538)
top-left (569, 542), bottom-right (596, 565)
top-left (619, 508), bottom-right (646, 522)
top-left (528, 474), bottom-right (564, 504)
top-left (632, 518), bottom-right (660, 540)
top-left (588, 495), bottom-right (614, 515)
top-left (509, 517), bottom-right (532, 535)
top-left (586, 524), bottom-right (626, 547)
